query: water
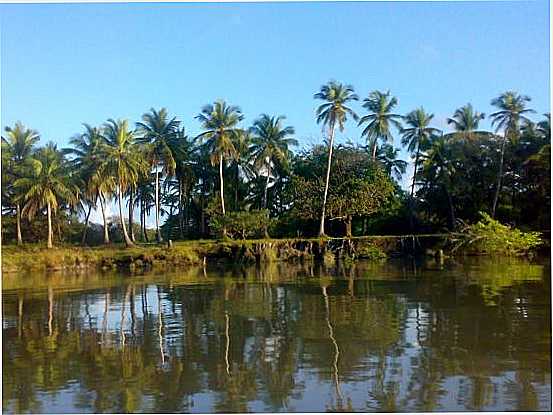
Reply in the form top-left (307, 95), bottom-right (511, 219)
top-left (2, 257), bottom-right (551, 413)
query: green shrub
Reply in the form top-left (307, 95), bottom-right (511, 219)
top-left (209, 210), bottom-right (273, 239)
top-left (356, 244), bottom-right (387, 260)
top-left (454, 212), bottom-right (542, 256)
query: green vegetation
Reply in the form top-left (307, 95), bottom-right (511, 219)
top-left (453, 213), bottom-right (542, 256)
top-left (1, 86), bottom-right (550, 258)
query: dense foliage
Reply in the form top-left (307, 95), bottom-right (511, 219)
top-left (1, 84), bottom-right (550, 248)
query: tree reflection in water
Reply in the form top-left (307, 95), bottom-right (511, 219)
top-left (2, 257), bottom-right (550, 413)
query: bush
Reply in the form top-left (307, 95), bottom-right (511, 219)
top-left (453, 212), bottom-right (542, 256)
top-left (209, 210), bottom-right (273, 239)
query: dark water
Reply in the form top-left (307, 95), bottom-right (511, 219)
top-left (2, 258), bottom-right (551, 413)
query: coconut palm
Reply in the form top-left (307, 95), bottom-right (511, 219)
top-left (489, 91), bottom-right (535, 217)
top-left (67, 124), bottom-right (115, 245)
top-left (1, 122), bottom-right (40, 245)
top-left (14, 144), bottom-right (78, 248)
top-left (446, 104), bottom-right (488, 141)
top-left (249, 114), bottom-right (297, 209)
top-left (358, 91), bottom-right (402, 160)
top-left (537, 113), bottom-right (551, 142)
top-left (98, 119), bottom-right (145, 247)
top-left (136, 108), bottom-right (181, 242)
top-left (376, 143), bottom-right (407, 182)
top-left (401, 108), bottom-right (441, 198)
top-left (420, 136), bottom-right (457, 229)
top-left (195, 100), bottom-right (244, 220)
top-left (314, 81), bottom-right (358, 236)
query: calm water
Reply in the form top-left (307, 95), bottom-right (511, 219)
top-left (2, 258), bottom-right (551, 413)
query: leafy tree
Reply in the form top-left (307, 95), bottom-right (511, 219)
top-left (291, 145), bottom-right (395, 237)
top-left (489, 91), bottom-right (534, 217)
top-left (1, 122), bottom-right (40, 245)
top-left (314, 81), bottom-right (359, 236)
top-left (358, 90), bottom-right (402, 160)
top-left (136, 108), bottom-right (181, 242)
top-left (14, 143), bottom-right (78, 248)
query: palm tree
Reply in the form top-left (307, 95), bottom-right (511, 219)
top-left (67, 124), bottom-right (115, 245)
top-left (489, 91), bottom-right (535, 217)
top-left (446, 104), bottom-right (487, 141)
top-left (249, 114), bottom-right (297, 209)
top-left (195, 100), bottom-right (243, 221)
top-left (420, 136), bottom-right (457, 229)
top-left (1, 122), bottom-right (40, 245)
top-left (314, 81), bottom-right (358, 236)
top-left (401, 108), bottom-right (441, 198)
top-left (229, 129), bottom-right (254, 211)
top-left (14, 144), bottom-right (77, 248)
top-left (98, 119), bottom-right (145, 247)
top-left (136, 108), bottom-right (181, 242)
top-left (537, 113), bottom-right (551, 142)
top-left (358, 91), bottom-right (402, 160)
top-left (376, 143), bottom-right (407, 182)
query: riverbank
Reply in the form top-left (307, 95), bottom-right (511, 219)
top-left (1, 234), bottom-right (452, 274)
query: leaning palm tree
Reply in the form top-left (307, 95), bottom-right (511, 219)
top-left (98, 119), bottom-right (145, 247)
top-left (401, 108), bottom-right (441, 198)
top-left (14, 144), bottom-right (77, 248)
top-left (489, 91), bottom-right (534, 217)
top-left (314, 81), bottom-right (358, 236)
top-left (446, 103), bottom-right (487, 141)
top-left (195, 100), bottom-right (243, 220)
top-left (1, 122), bottom-right (40, 245)
top-left (136, 108), bottom-right (181, 242)
top-left (249, 114), bottom-right (297, 209)
top-left (358, 90), bottom-right (402, 160)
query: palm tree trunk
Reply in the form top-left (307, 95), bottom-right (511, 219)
top-left (319, 120), bottom-right (336, 237)
top-left (118, 187), bottom-right (134, 247)
top-left (371, 138), bottom-right (378, 161)
top-left (47, 201), bottom-right (53, 249)
top-left (345, 215), bottom-right (352, 238)
top-left (155, 167), bottom-right (163, 243)
top-left (263, 162), bottom-right (271, 209)
top-left (129, 189), bottom-right (136, 242)
top-left (409, 145), bottom-right (421, 232)
top-left (81, 204), bottom-right (92, 245)
top-left (444, 185), bottom-right (456, 230)
top-left (99, 193), bottom-right (110, 244)
top-left (179, 179), bottom-right (184, 238)
top-left (219, 156), bottom-right (226, 215)
top-left (140, 199), bottom-right (145, 242)
top-left (16, 203), bottom-right (23, 246)
top-left (492, 133), bottom-right (507, 218)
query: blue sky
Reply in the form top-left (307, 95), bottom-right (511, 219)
top-left (1, 1), bottom-right (550, 222)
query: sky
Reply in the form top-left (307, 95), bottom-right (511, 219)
top-left (1, 1), bottom-right (550, 224)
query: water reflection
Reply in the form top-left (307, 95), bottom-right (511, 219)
top-left (2, 258), bottom-right (551, 413)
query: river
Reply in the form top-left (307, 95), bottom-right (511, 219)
top-left (2, 257), bottom-right (551, 413)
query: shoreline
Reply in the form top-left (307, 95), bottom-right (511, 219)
top-left (1, 235), bottom-right (452, 274)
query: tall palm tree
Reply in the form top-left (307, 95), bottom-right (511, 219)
top-left (14, 144), bottom-right (77, 248)
top-left (229, 129), bottom-right (255, 211)
top-left (136, 108), bottom-right (181, 242)
top-left (98, 119), bottom-right (145, 247)
top-left (358, 90), bottom-right (402, 160)
top-left (446, 103), bottom-right (487, 141)
top-left (314, 81), bottom-right (358, 236)
top-left (195, 100), bottom-right (243, 221)
top-left (489, 91), bottom-right (534, 217)
top-left (1, 122), bottom-right (40, 245)
top-left (401, 108), bottom-right (441, 198)
top-left (249, 114), bottom-right (297, 209)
